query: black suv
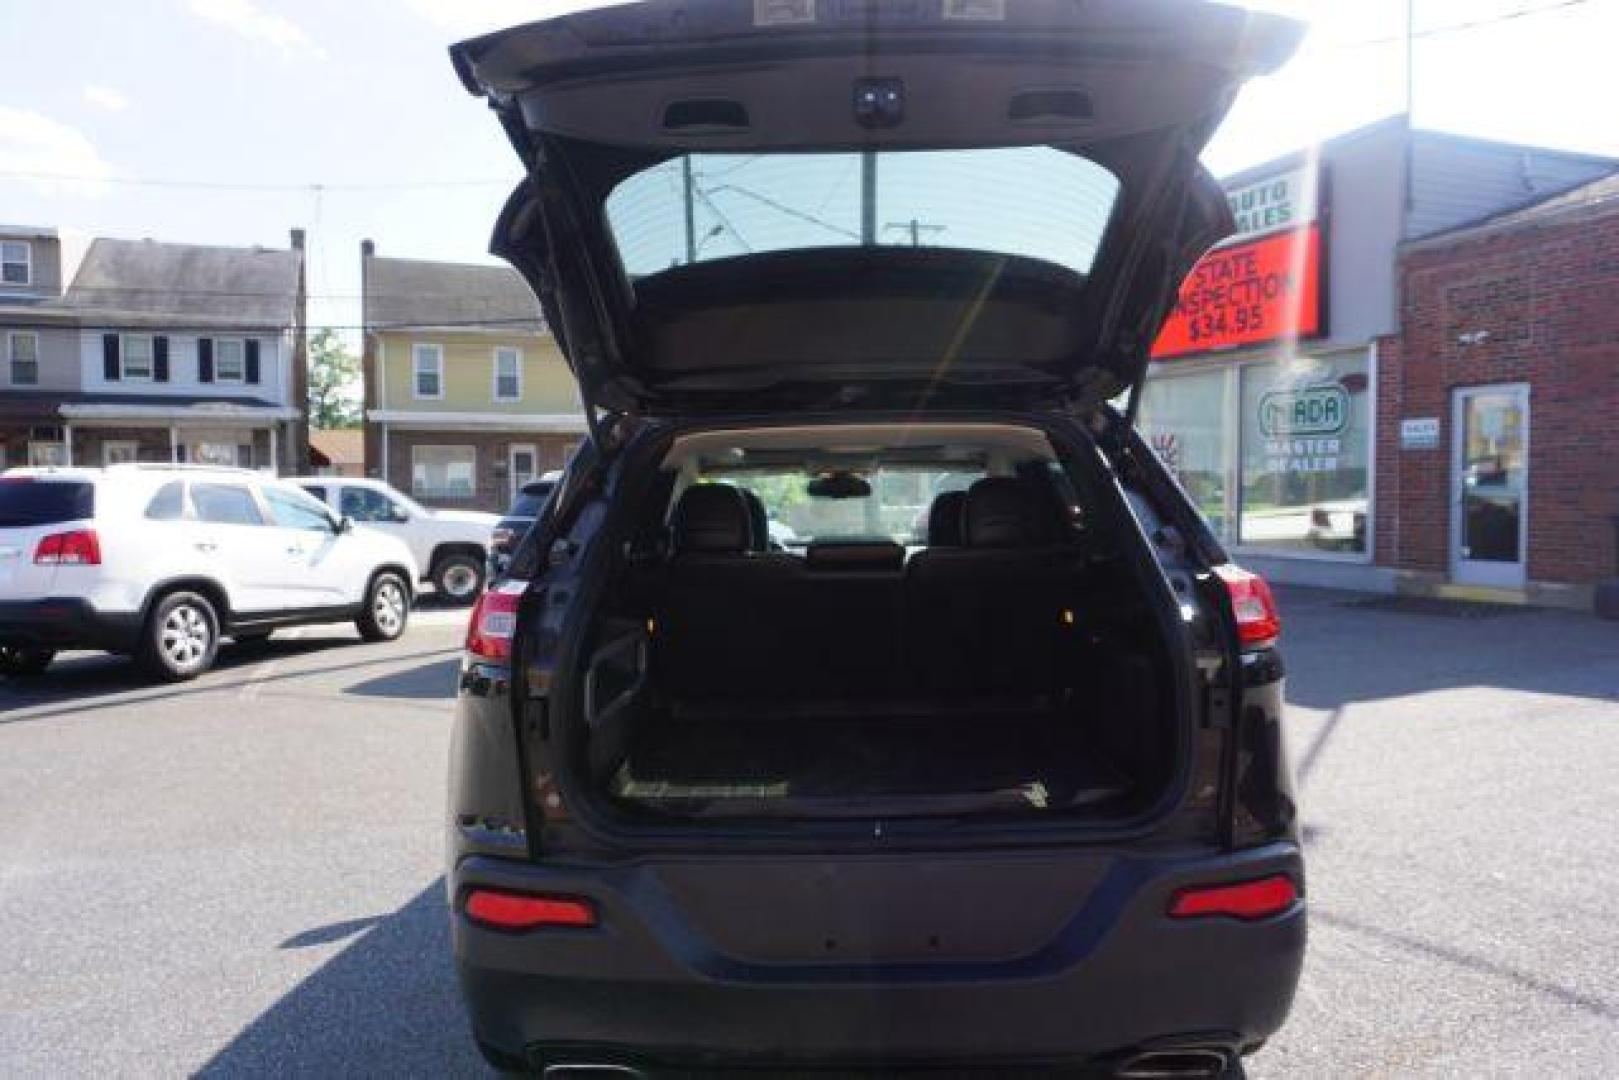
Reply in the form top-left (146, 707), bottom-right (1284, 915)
top-left (448, 2), bottom-right (1305, 1074)
top-left (488, 475), bottom-right (560, 579)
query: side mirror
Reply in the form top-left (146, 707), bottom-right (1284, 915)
top-left (334, 515), bottom-right (354, 534)
top-left (390, 507), bottom-right (411, 523)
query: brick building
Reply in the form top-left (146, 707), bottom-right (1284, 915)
top-left (1136, 117), bottom-right (1617, 611)
top-left (1375, 173), bottom-right (1619, 610)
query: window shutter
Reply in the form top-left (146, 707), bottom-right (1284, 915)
top-left (198, 338), bottom-right (214, 383)
top-left (154, 336), bottom-right (170, 382)
top-left (245, 339), bottom-right (261, 384)
top-left (103, 334), bottom-right (120, 381)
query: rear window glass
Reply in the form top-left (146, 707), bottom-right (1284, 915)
top-left (0, 479), bottom-right (94, 527)
top-left (705, 467), bottom-right (982, 547)
top-left (192, 483), bottom-right (264, 526)
top-left (605, 147), bottom-right (1119, 280)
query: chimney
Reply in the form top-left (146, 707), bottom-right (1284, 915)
top-left (290, 227), bottom-right (306, 251)
top-left (361, 238), bottom-right (375, 258)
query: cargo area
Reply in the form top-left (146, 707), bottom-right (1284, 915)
top-left (564, 424), bottom-right (1183, 824)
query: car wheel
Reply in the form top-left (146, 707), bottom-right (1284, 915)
top-left (357, 572), bottom-right (410, 642)
top-left (433, 553), bottom-right (485, 606)
top-left (0, 645), bottom-right (55, 677)
top-left (139, 591), bottom-right (220, 682)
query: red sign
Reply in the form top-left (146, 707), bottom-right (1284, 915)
top-left (1152, 224), bottom-right (1323, 360)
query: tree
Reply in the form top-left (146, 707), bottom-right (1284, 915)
top-left (307, 328), bottom-right (361, 429)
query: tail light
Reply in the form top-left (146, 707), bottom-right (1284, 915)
top-left (465, 583), bottom-right (522, 662)
top-left (1213, 564), bottom-right (1280, 647)
top-left (35, 529), bottom-right (101, 566)
top-left (463, 888), bottom-right (596, 930)
top-left (1168, 874), bottom-right (1299, 920)
top-left (490, 525), bottom-right (516, 549)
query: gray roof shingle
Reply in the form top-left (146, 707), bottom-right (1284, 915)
top-left (60, 238), bottom-right (300, 329)
top-left (363, 255), bottom-right (544, 332)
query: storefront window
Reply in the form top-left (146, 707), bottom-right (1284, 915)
top-left (1236, 352), bottom-right (1370, 555)
top-left (1137, 368), bottom-right (1234, 541)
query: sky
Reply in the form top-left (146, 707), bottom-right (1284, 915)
top-left (2, 0), bottom-right (1616, 345)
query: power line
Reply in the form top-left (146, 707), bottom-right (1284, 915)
top-left (1332, 0), bottom-right (1594, 51)
top-left (0, 171), bottom-right (514, 192)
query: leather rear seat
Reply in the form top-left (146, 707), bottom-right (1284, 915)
top-left (905, 477), bottom-right (1072, 696)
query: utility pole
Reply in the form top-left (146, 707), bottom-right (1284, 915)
top-left (860, 150), bottom-right (877, 245)
top-left (1404, 0), bottom-right (1416, 211)
top-left (885, 219), bottom-right (945, 247)
top-left (682, 155), bottom-right (698, 264)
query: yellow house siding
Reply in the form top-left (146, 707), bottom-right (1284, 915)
top-left (377, 330), bottom-right (579, 415)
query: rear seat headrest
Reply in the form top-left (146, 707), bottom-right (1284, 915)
top-left (738, 488), bottom-right (769, 552)
top-left (964, 477), bottom-right (1053, 549)
top-left (671, 483), bottom-right (752, 554)
top-left (926, 490), bottom-right (967, 547)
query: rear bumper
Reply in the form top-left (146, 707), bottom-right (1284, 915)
top-left (452, 842), bottom-right (1306, 1071)
top-left (0, 598), bottom-right (140, 652)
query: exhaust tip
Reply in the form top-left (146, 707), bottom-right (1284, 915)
top-left (1115, 1047), bottom-right (1233, 1079)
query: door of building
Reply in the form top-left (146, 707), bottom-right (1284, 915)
top-left (509, 444), bottom-right (538, 504)
top-left (1451, 384), bottom-right (1529, 589)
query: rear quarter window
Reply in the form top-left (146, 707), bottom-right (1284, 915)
top-left (0, 479), bottom-right (95, 526)
top-left (144, 481), bottom-right (186, 521)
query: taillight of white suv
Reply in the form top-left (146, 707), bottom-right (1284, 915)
top-left (34, 529), bottom-right (101, 566)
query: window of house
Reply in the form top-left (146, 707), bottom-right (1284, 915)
top-left (1, 241), bottom-right (30, 285)
top-left (121, 334), bottom-right (154, 380)
top-left (413, 344), bottom-right (444, 399)
top-left (191, 483), bottom-right (264, 526)
top-left (215, 339), bottom-right (246, 382)
top-left (102, 441), bottom-right (139, 466)
top-left (9, 332), bottom-right (38, 385)
top-left (493, 347), bottom-right (522, 401)
top-left (412, 445), bottom-right (476, 498)
top-left (28, 441), bottom-right (65, 468)
top-left (193, 442), bottom-right (240, 468)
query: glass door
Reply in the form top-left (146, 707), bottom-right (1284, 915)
top-left (1451, 385), bottom-right (1529, 588)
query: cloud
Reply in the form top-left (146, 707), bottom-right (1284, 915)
top-left (83, 84), bottom-right (130, 112)
top-left (0, 107), bottom-right (116, 197)
top-left (185, 0), bottom-right (327, 60)
top-left (406, 0), bottom-right (628, 37)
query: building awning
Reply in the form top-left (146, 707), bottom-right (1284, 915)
top-left (60, 402), bottom-right (301, 423)
top-left (367, 410), bottom-right (586, 433)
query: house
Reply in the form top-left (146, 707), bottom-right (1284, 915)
top-left (361, 241), bottom-right (586, 511)
top-left (0, 228), bottom-right (309, 472)
top-left (0, 225), bottom-right (91, 467)
top-left (309, 428), bottom-right (365, 476)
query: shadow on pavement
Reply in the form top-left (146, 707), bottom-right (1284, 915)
top-left (1276, 585), bottom-right (1619, 714)
top-left (198, 880), bottom-right (483, 1077)
top-left (0, 643), bottom-right (458, 727)
top-left (346, 657), bottom-right (461, 701)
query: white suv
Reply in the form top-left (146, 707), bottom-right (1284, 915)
top-left (0, 466), bottom-right (418, 681)
top-left (289, 477), bottom-right (498, 605)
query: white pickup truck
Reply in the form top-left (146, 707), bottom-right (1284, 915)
top-left (290, 477), bottom-right (498, 604)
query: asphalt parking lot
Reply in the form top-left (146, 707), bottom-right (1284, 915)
top-left (2, 588), bottom-right (1617, 1077)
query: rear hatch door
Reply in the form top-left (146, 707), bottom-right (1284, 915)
top-left (451, 0), bottom-right (1300, 416)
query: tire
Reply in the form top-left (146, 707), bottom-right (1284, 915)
top-left (433, 552), bottom-right (485, 606)
top-left (138, 591), bottom-right (220, 682)
top-left (473, 1036), bottom-right (530, 1075)
top-left (0, 646), bottom-right (55, 677)
top-left (357, 572), bottom-right (410, 642)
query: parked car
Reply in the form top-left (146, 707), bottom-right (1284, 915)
top-left (0, 465), bottom-right (416, 681)
top-left (290, 477), bottom-right (497, 605)
top-left (488, 472), bottom-right (561, 578)
top-left (446, 2), bottom-right (1304, 1075)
